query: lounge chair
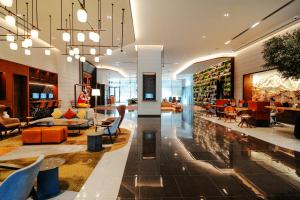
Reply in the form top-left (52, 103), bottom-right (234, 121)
top-left (96, 117), bottom-right (121, 144)
top-left (0, 155), bottom-right (44, 200)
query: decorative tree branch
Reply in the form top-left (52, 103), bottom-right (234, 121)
top-left (262, 29), bottom-right (300, 80)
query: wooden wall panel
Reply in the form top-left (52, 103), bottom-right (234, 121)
top-left (0, 59), bottom-right (29, 117)
top-left (243, 74), bottom-right (253, 101)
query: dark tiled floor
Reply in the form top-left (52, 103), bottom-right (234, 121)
top-left (117, 110), bottom-right (300, 200)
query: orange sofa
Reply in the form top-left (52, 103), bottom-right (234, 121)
top-left (22, 126), bottom-right (68, 144)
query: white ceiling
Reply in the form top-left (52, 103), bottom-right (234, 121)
top-left (130, 0), bottom-right (300, 77)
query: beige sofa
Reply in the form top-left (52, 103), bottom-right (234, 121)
top-left (33, 108), bottom-right (95, 126)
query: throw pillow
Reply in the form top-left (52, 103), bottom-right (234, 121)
top-left (77, 110), bottom-right (86, 119)
top-left (63, 108), bottom-right (77, 119)
top-left (51, 109), bottom-right (63, 119)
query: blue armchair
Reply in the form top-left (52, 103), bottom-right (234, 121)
top-left (0, 155), bottom-right (44, 200)
top-left (97, 117), bottom-right (121, 144)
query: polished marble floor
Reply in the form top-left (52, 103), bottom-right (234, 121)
top-left (117, 110), bottom-right (300, 200)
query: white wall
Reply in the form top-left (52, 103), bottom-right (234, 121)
top-left (137, 45), bottom-right (162, 116)
top-left (0, 42), bottom-right (79, 108)
top-left (234, 22), bottom-right (300, 100)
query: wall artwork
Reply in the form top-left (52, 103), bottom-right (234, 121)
top-left (251, 70), bottom-right (300, 103)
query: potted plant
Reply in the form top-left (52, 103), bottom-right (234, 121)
top-left (262, 29), bottom-right (300, 138)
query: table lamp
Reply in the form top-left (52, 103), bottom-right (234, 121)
top-left (91, 89), bottom-right (100, 108)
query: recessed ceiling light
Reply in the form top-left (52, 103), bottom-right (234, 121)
top-left (224, 40), bottom-right (231, 45)
top-left (107, 15), bottom-right (112, 20)
top-left (224, 13), bottom-right (230, 17)
top-left (251, 21), bottom-right (260, 28)
top-left (202, 35), bottom-right (206, 39)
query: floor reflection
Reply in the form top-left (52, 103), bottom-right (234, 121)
top-left (117, 110), bottom-right (300, 199)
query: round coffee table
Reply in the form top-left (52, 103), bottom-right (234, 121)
top-left (87, 128), bottom-right (104, 152)
top-left (37, 157), bottom-right (65, 199)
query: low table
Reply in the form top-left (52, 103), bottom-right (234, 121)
top-left (37, 157), bottom-right (65, 199)
top-left (87, 128), bottom-right (104, 152)
top-left (32, 120), bottom-right (88, 136)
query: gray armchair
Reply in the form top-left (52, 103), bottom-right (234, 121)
top-left (0, 155), bottom-right (44, 200)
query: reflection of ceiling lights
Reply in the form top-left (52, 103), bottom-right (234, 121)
top-left (77, 8), bottom-right (87, 23)
top-left (0, 0), bottom-right (13, 7)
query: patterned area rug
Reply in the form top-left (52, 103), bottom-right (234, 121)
top-left (0, 128), bottom-right (131, 192)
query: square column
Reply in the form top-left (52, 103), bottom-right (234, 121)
top-left (137, 45), bottom-right (163, 117)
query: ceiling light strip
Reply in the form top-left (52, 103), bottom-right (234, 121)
top-left (226, 0), bottom-right (295, 43)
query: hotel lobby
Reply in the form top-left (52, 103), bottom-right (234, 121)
top-left (0, 0), bottom-right (300, 200)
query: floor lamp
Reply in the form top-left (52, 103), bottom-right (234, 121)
top-left (92, 89), bottom-right (100, 125)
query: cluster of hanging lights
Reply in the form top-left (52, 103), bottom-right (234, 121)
top-left (1, 0), bottom-right (125, 63)
top-left (59, 0), bottom-right (124, 63)
top-left (0, 0), bottom-right (54, 56)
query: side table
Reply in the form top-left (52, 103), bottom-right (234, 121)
top-left (87, 128), bottom-right (104, 152)
top-left (37, 157), bottom-right (65, 199)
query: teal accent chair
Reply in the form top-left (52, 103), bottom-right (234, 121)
top-left (99, 117), bottom-right (121, 144)
top-left (0, 155), bottom-right (44, 200)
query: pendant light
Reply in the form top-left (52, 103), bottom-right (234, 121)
top-left (80, 56), bottom-right (86, 62)
top-left (106, 49), bottom-right (112, 55)
top-left (69, 49), bottom-right (74, 56)
top-left (90, 48), bottom-right (96, 55)
top-left (25, 49), bottom-right (31, 55)
top-left (5, 15), bottom-right (16, 26)
top-left (10, 42), bottom-right (18, 50)
top-left (62, 32), bottom-right (70, 42)
top-left (77, 8), bottom-right (87, 23)
top-left (6, 34), bottom-right (14, 42)
top-left (94, 56), bottom-right (99, 63)
top-left (0, 0), bottom-right (13, 7)
top-left (67, 56), bottom-right (72, 62)
top-left (75, 54), bottom-right (80, 59)
top-left (24, 38), bottom-right (32, 47)
top-left (73, 47), bottom-right (80, 55)
top-left (22, 40), bottom-right (28, 48)
top-left (45, 49), bottom-right (51, 56)
top-left (31, 29), bottom-right (39, 39)
top-left (77, 32), bottom-right (85, 42)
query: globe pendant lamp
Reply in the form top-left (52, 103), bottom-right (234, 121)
top-left (0, 0), bottom-right (13, 7)
top-left (69, 49), bottom-right (74, 56)
top-left (73, 48), bottom-right (80, 55)
top-left (94, 56), bottom-right (99, 63)
top-left (80, 56), bottom-right (86, 62)
top-left (106, 49), bottom-right (112, 55)
top-left (77, 32), bottom-right (85, 42)
top-left (10, 42), bottom-right (17, 50)
top-left (5, 15), bottom-right (15, 26)
top-left (31, 29), bottom-right (39, 39)
top-left (75, 54), bottom-right (80, 59)
top-left (90, 48), bottom-right (96, 55)
top-left (67, 56), bottom-right (72, 62)
top-left (25, 38), bottom-right (32, 47)
top-left (45, 49), bottom-right (51, 56)
top-left (6, 34), bottom-right (14, 42)
top-left (62, 32), bottom-right (70, 42)
top-left (25, 49), bottom-right (31, 55)
top-left (22, 40), bottom-right (28, 48)
top-left (77, 8), bottom-right (87, 23)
